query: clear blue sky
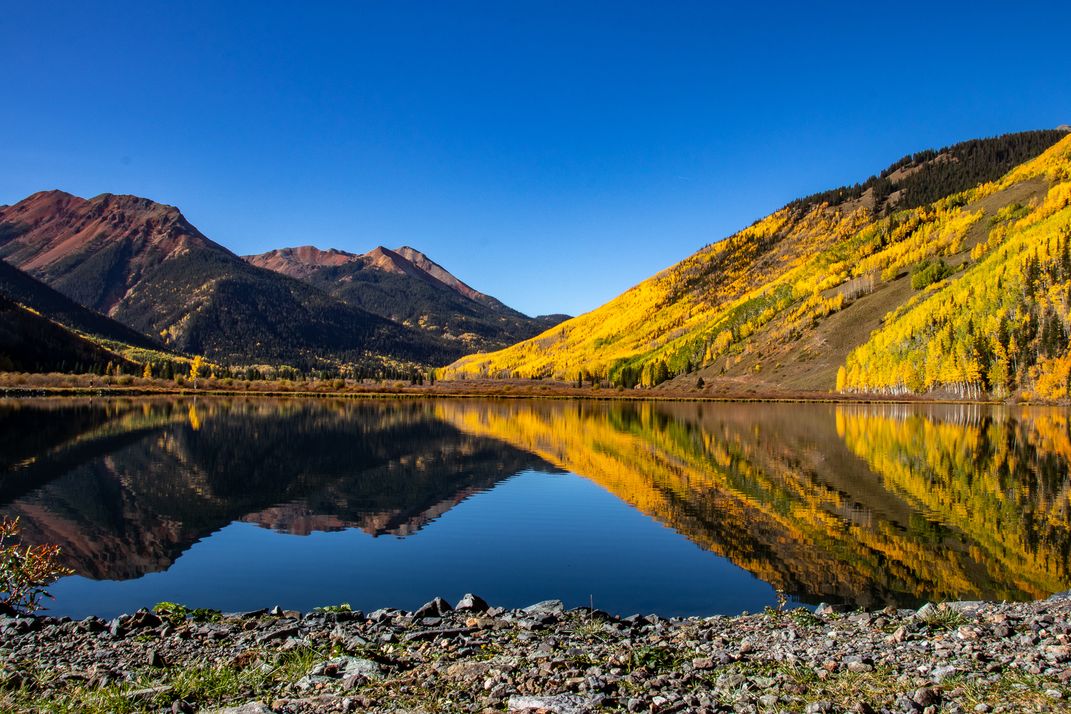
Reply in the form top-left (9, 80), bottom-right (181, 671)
top-left (2, 1), bottom-right (1069, 317)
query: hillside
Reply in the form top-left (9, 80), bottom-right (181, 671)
top-left (0, 192), bottom-right (446, 369)
top-left (445, 129), bottom-right (1071, 399)
top-left (245, 245), bottom-right (567, 352)
top-left (0, 258), bottom-right (178, 373)
top-left (0, 295), bottom-right (139, 373)
top-left (0, 259), bottom-right (160, 350)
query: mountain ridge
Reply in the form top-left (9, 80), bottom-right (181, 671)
top-left (245, 243), bottom-right (568, 354)
top-left (0, 191), bottom-right (485, 368)
top-left (445, 129), bottom-right (1071, 400)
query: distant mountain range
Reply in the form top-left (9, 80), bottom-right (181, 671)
top-left (447, 128), bottom-right (1071, 399)
top-left (0, 191), bottom-right (565, 370)
top-left (245, 244), bottom-right (567, 353)
top-left (5, 127), bottom-right (1071, 399)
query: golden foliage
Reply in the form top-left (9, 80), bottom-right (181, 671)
top-left (437, 399), bottom-right (1071, 603)
top-left (447, 133), bottom-right (1071, 394)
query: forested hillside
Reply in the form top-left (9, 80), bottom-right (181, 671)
top-left (445, 130), bottom-right (1071, 400)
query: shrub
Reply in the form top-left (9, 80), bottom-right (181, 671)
top-left (0, 517), bottom-right (73, 614)
top-left (910, 259), bottom-right (954, 290)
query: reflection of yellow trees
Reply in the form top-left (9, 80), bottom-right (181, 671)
top-left (437, 400), bottom-right (1071, 604)
top-left (836, 405), bottom-right (1071, 598)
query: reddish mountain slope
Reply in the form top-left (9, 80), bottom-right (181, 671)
top-left (0, 191), bottom-right (446, 367)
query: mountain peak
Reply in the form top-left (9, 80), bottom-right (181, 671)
top-left (0, 190), bottom-right (223, 286)
top-left (245, 245), bottom-right (359, 279)
top-left (392, 246), bottom-right (487, 303)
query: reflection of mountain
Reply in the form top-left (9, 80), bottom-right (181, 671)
top-left (4, 398), bottom-right (1069, 607)
top-left (436, 400), bottom-right (1071, 607)
top-left (0, 399), bottom-right (556, 579)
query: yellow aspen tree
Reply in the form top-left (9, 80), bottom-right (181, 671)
top-left (189, 355), bottom-right (204, 388)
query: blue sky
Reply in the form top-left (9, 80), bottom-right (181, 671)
top-left (2, 2), bottom-right (1069, 316)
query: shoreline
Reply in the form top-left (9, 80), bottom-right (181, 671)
top-left (0, 381), bottom-right (1040, 407)
top-left (3, 594), bottom-right (1070, 713)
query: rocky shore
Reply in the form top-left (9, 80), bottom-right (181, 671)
top-left (2, 594), bottom-right (1071, 713)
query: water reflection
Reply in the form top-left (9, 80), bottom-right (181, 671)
top-left (1, 398), bottom-right (557, 580)
top-left (437, 400), bottom-right (1071, 607)
top-left (0, 397), bottom-right (1069, 614)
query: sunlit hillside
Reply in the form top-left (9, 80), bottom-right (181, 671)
top-left (444, 131), bottom-right (1071, 399)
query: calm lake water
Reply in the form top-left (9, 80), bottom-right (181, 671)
top-left (1, 397), bottom-right (1069, 619)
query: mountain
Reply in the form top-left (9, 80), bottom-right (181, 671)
top-left (0, 258), bottom-right (178, 372)
top-left (0, 191), bottom-right (446, 368)
top-left (245, 244), bottom-right (568, 353)
top-left (445, 129), bottom-right (1071, 399)
top-left (0, 259), bottom-right (160, 348)
top-left (0, 294), bottom-right (137, 373)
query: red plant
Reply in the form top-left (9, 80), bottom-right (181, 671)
top-left (0, 517), bottom-right (74, 614)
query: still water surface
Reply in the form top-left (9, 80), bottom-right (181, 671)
top-left (1, 397), bottom-right (1069, 618)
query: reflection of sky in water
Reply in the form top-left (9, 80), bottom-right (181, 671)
top-left (47, 471), bottom-right (776, 619)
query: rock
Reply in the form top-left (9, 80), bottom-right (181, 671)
top-left (309, 656), bottom-right (383, 681)
top-left (207, 703), bottom-right (273, 714)
top-left (126, 685), bottom-right (173, 700)
top-left (413, 596), bottom-right (453, 619)
top-left (508, 693), bottom-right (594, 713)
top-left (814, 603), bottom-right (836, 616)
top-left (931, 665), bottom-right (958, 682)
top-left (80, 616), bottom-right (107, 633)
top-left (257, 626), bottom-right (299, 644)
top-left (237, 609), bottom-right (268, 619)
top-left (456, 593), bottom-right (490, 612)
top-left (942, 601), bottom-right (986, 616)
top-left (523, 600), bottom-right (565, 616)
top-left (915, 603), bottom-right (937, 619)
top-left (887, 626), bottom-right (907, 643)
top-left (147, 649), bottom-right (166, 668)
top-left (129, 609), bottom-right (163, 629)
top-left (913, 687), bottom-right (939, 707)
top-left (894, 694), bottom-right (917, 712)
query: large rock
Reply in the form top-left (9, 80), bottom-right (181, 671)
top-left (508, 693), bottom-right (595, 713)
top-left (413, 597), bottom-right (453, 619)
top-left (456, 593), bottom-right (489, 612)
top-left (202, 703), bottom-right (273, 714)
top-left (523, 600), bottom-right (565, 616)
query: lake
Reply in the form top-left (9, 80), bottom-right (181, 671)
top-left (1, 397), bottom-right (1069, 619)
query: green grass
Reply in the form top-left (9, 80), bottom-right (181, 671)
top-left (0, 644), bottom-right (341, 713)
